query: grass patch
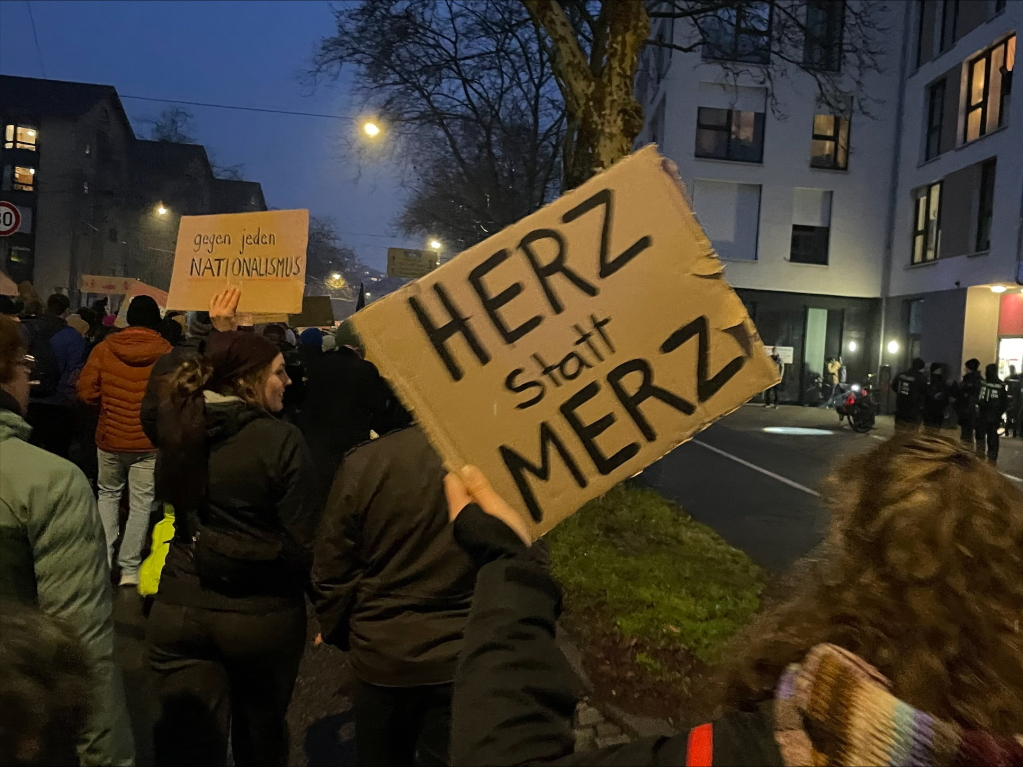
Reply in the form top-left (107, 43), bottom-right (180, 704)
top-left (547, 484), bottom-right (765, 664)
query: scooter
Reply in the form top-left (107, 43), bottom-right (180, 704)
top-left (836, 379), bottom-right (876, 433)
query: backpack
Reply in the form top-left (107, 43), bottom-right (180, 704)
top-left (23, 319), bottom-right (62, 398)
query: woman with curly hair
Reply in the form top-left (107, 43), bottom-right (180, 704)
top-left (146, 326), bottom-right (316, 767)
top-left (444, 434), bottom-right (1023, 766)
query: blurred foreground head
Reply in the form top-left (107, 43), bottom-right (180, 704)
top-left (0, 603), bottom-right (91, 765)
top-left (727, 433), bottom-right (1023, 735)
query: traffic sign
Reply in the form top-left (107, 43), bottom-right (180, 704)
top-left (0, 202), bottom-right (21, 237)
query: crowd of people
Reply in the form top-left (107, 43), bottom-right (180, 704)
top-left (5, 284), bottom-right (1023, 767)
top-left (891, 356), bottom-right (1019, 465)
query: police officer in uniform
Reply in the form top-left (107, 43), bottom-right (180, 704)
top-left (955, 358), bottom-right (983, 451)
top-left (891, 357), bottom-right (927, 432)
top-left (977, 363), bottom-right (1008, 465)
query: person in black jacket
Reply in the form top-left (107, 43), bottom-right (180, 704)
top-left (890, 357), bottom-right (926, 432)
top-left (922, 362), bottom-right (952, 432)
top-left (147, 327), bottom-right (316, 767)
top-left (976, 363), bottom-right (1008, 465)
top-left (442, 435), bottom-right (1023, 766)
top-left (955, 358), bottom-right (983, 450)
top-left (295, 330), bottom-right (411, 510)
top-left (1006, 365), bottom-right (1022, 438)
top-left (311, 425), bottom-right (476, 767)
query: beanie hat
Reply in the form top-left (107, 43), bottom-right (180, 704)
top-left (127, 295), bottom-right (161, 328)
top-left (299, 327), bottom-right (323, 347)
top-left (203, 331), bottom-right (279, 391)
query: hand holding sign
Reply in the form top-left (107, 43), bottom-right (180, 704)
top-left (445, 465), bottom-right (532, 547)
top-left (210, 287), bottom-right (241, 332)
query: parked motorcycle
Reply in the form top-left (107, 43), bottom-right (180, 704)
top-left (836, 379), bottom-right (876, 433)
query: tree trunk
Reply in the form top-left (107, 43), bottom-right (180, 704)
top-left (527, 0), bottom-right (649, 191)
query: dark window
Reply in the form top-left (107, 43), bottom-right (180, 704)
top-left (917, 0), bottom-right (937, 67)
top-left (925, 79), bottom-right (946, 160)
top-left (695, 107), bottom-right (765, 163)
top-left (810, 114), bottom-right (850, 170)
top-left (976, 159), bottom-right (996, 252)
top-left (701, 2), bottom-right (772, 64)
top-left (912, 182), bottom-right (942, 264)
top-left (939, 0), bottom-right (958, 52)
top-left (804, 0), bottom-right (844, 72)
top-left (790, 224), bottom-right (831, 265)
top-left (965, 35), bottom-right (1015, 143)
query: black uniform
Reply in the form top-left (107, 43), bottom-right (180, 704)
top-left (956, 370), bottom-right (983, 449)
top-left (977, 378), bottom-right (1008, 463)
top-left (891, 368), bottom-right (926, 428)
top-left (923, 373), bottom-right (952, 430)
top-left (1006, 373), bottom-right (1022, 436)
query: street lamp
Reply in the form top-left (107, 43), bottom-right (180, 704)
top-left (362, 121), bottom-right (381, 138)
top-left (156, 204), bottom-right (168, 216)
top-left (331, 272), bottom-right (342, 280)
top-left (428, 239), bottom-right (442, 251)
top-left (887, 340), bottom-right (900, 355)
top-left (847, 341), bottom-right (857, 352)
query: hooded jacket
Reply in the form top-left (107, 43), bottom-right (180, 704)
top-left (0, 394), bottom-right (134, 766)
top-left (157, 395), bottom-right (317, 613)
top-left (24, 313), bottom-right (87, 407)
top-left (77, 326), bottom-right (171, 452)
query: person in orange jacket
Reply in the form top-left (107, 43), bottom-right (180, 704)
top-left (78, 295), bottom-right (171, 586)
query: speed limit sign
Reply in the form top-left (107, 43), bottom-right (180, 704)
top-left (0, 202), bottom-right (21, 237)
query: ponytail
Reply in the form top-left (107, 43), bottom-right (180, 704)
top-left (156, 356), bottom-right (214, 521)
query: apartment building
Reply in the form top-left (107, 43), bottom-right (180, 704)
top-left (885, 0), bottom-right (1020, 380)
top-left (0, 75), bottom-right (268, 301)
top-left (639, 0), bottom-right (1019, 401)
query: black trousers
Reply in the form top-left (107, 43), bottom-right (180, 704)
top-left (354, 679), bottom-right (452, 767)
top-left (27, 402), bottom-right (73, 458)
top-left (960, 415), bottom-right (977, 452)
top-left (148, 600), bottom-right (306, 767)
top-left (764, 386), bottom-right (779, 406)
top-left (976, 419), bottom-right (1001, 464)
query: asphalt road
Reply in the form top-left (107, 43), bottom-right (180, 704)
top-left (640, 403), bottom-right (1023, 573)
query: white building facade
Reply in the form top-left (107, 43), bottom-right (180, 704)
top-left (639, 0), bottom-right (1019, 402)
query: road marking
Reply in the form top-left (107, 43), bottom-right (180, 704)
top-left (691, 439), bottom-right (820, 497)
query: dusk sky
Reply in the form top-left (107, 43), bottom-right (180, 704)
top-left (0, 0), bottom-right (412, 271)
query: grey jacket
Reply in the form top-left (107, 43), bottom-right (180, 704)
top-left (0, 401), bottom-right (135, 765)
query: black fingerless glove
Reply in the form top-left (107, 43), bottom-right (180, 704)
top-left (453, 503), bottom-right (529, 566)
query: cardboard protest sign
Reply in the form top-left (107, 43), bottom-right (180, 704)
top-left (237, 313), bottom-right (289, 326)
top-left (166, 209), bottom-right (309, 314)
top-left (388, 247), bottom-right (440, 279)
top-left (289, 295), bottom-right (335, 328)
top-left (353, 146), bottom-right (779, 538)
top-left (80, 275), bottom-right (139, 295)
top-left (114, 282), bottom-right (169, 328)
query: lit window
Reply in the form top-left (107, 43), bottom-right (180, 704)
top-left (964, 35), bottom-right (1015, 143)
top-left (13, 167), bottom-right (35, 191)
top-left (695, 107), bottom-right (765, 163)
top-left (912, 182), bottom-right (942, 264)
top-left (3, 124), bottom-right (38, 150)
top-left (810, 114), bottom-right (850, 170)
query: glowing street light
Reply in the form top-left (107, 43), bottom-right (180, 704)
top-left (847, 341), bottom-right (857, 352)
top-left (887, 340), bottom-right (900, 355)
top-left (156, 205), bottom-right (168, 215)
top-left (362, 121), bottom-right (381, 138)
top-left (428, 239), bottom-right (442, 251)
top-left (331, 272), bottom-right (342, 280)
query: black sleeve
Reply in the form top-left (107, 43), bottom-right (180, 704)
top-left (309, 451), bottom-right (369, 650)
top-left (141, 351), bottom-right (175, 445)
top-left (275, 424), bottom-right (318, 552)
